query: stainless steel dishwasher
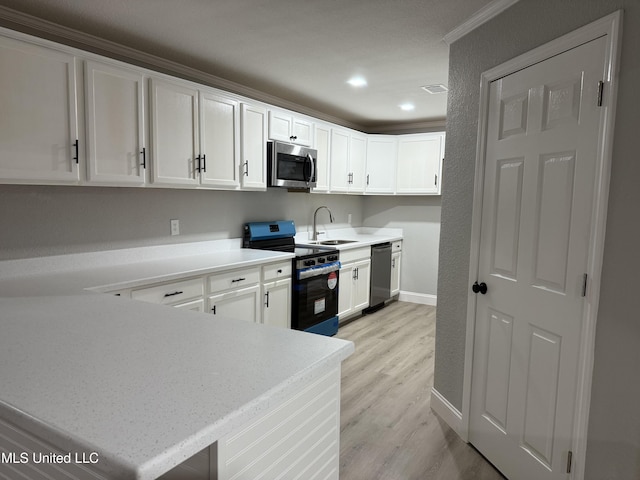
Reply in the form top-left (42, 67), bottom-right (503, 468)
top-left (365, 242), bottom-right (392, 313)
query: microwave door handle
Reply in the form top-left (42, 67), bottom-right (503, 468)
top-left (307, 153), bottom-right (315, 184)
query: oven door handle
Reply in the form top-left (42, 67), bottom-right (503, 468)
top-left (298, 261), bottom-right (341, 280)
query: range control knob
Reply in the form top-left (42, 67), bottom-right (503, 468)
top-left (304, 259), bottom-right (316, 266)
top-left (317, 257), bottom-right (325, 264)
top-left (327, 255), bottom-right (338, 262)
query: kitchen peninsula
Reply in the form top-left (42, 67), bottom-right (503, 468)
top-left (0, 241), bottom-right (354, 480)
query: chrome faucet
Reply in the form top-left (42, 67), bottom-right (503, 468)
top-left (312, 206), bottom-right (335, 241)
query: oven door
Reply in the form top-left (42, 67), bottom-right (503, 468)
top-left (292, 262), bottom-right (339, 331)
top-left (268, 142), bottom-right (317, 188)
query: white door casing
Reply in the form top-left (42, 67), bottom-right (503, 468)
top-left (463, 12), bottom-right (622, 480)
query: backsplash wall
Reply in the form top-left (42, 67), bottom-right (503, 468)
top-left (0, 185), bottom-right (364, 260)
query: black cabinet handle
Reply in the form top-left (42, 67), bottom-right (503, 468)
top-left (195, 155), bottom-right (202, 172)
top-left (211, 305), bottom-right (216, 314)
top-left (140, 147), bottom-right (146, 168)
top-left (264, 291), bottom-right (270, 308)
top-left (231, 278), bottom-right (246, 283)
top-left (244, 161), bottom-right (249, 176)
top-left (472, 282), bottom-right (487, 295)
top-left (202, 153), bottom-right (206, 172)
top-left (73, 139), bottom-right (79, 164)
top-left (277, 269), bottom-right (282, 273)
top-left (163, 290), bottom-right (184, 298)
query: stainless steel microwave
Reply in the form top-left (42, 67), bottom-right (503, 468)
top-left (267, 141), bottom-right (317, 189)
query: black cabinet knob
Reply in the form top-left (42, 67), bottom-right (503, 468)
top-left (472, 281), bottom-right (488, 295)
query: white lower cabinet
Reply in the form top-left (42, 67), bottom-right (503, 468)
top-left (208, 284), bottom-right (260, 323)
top-left (262, 260), bottom-right (292, 328)
top-left (173, 298), bottom-right (206, 312)
top-left (390, 240), bottom-right (403, 297)
top-left (338, 247), bottom-right (371, 320)
top-left (207, 266), bottom-right (261, 323)
top-left (131, 277), bottom-right (205, 308)
top-left (121, 260), bottom-right (293, 327)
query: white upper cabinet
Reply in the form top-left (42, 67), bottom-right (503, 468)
top-left (329, 128), bottom-right (366, 193)
top-left (240, 103), bottom-right (267, 190)
top-left (396, 132), bottom-right (444, 195)
top-left (365, 135), bottom-right (397, 194)
top-left (85, 60), bottom-right (146, 186)
top-left (348, 132), bottom-right (367, 193)
top-left (199, 91), bottom-right (240, 189)
top-left (268, 111), bottom-right (312, 146)
top-left (329, 128), bottom-right (350, 193)
top-left (312, 123), bottom-right (331, 193)
top-left (149, 77), bottom-right (200, 187)
top-left (0, 35), bottom-right (80, 184)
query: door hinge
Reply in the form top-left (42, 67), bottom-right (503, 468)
top-left (597, 80), bottom-right (604, 107)
top-left (567, 450), bottom-right (573, 474)
top-left (581, 273), bottom-right (588, 297)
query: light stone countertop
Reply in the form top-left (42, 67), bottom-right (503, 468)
top-left (0, 241), bottom-right (354, 479)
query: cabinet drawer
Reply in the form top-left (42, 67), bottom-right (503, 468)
top-left (340, 246), bottom-right (371, 264)
top-left (262, 261), bottom-right (292, 282)
top-left (208, 267), bottom-right (260, 294)
top-left (392, 240), bottom-right (403, 252)
top-left (132, 277), bottom-right (204, 305)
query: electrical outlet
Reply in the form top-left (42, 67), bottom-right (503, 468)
top-left (170, 219), bottom-right (180, 236)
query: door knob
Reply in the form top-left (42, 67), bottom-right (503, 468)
top-left (472, 281), bottom-right (488, 295)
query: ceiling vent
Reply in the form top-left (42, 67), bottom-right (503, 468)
top-left (421, 84), bottom-right (449, 94)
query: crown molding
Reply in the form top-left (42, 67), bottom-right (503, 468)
top-left (365, 119), bottom-right (446, 135)
top-left (0, 5), bottom-right (368, 131)
top-left (443, 0), bottom-right (520, 45)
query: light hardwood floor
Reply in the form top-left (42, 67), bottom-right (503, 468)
top-left (336, 301), bottom-right (505, 480)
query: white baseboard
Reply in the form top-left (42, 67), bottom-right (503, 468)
top-left (430, 388), bottom-right (465, 440)
top-left (398, 291), bottom-right (437, 306)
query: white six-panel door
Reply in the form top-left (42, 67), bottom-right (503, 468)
top-left (469, 36), bottom-right (607, 480)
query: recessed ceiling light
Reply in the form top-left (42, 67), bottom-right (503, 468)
top-left (399, 103), bottom-right (415, 111)
top-left (347, 76), bottom-right (367, 88)
top-left (421, 84), bottom-right (449, 94)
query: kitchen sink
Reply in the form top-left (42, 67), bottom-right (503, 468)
top-left (318, 239), bottom-right (358, 245)
top-left (301, 239), bottom-right (358, 246)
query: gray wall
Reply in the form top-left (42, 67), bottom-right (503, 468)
top-left (435, 0), bottom-right (640, 478)
top-left (363, 196), bottom-right (440, 296)
top-left (0, 185), bottom-right (363, 259)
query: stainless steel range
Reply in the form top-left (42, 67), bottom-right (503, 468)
top-left (243, 221), bottom-right (340, 336)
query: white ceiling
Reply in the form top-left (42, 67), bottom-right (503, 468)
top-left (0, 0), bottom-right (494, 131)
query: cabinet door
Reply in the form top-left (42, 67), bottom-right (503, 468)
top-left (0, 36), bottom-right (79, 183)
top-left (240, 104), bottom-right (267, 190)
top-left (263, 279), bottom-right (291, 328)
top-left (348, 132), bottom-right (367, 193)
top-left (173, 298), bottom-right (206, 312)
top-left (200, 91), bottom-right (239, 189)
top-left (338, 264), bottom-right (354, 319)
top-left (149, 78), bottom-right (199, 186)
top-left (267, 111), bottom-right (292, 143)
top-left (391, 251), bottom-right (402, 296)
top-left (352, 259), bottom-right (371, 311)
top-left (366, 135), bottom-right (397, 194)
top-left (208, 284), bottom-right (260, 323)
top-left (312, 123), bottom-right (331, 193)
top-left (85, 61), bottom-right (145, 185)
top-left (329, 129), bottom-right (350, 193)
top-left (291, 118), bottom-right (312, 146)
top-left (396, 133), bottom-right (443, 194)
